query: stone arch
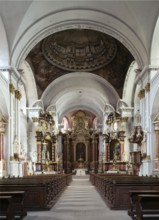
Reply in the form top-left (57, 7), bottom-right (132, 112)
top-left (41, 72), bottom-right (119, 124)
top-left (150, 16), bottom-right (159, 65)
top-left (21, 61), bottom-right (38, 107)
top-left (0, 73), bottom-right (9, 118)
top-left (11, 9), bottom-right (147, 69)
top-left (150, 72), bottom-right (159, 120)
top-left (122, 61), bottom-right (138, 106)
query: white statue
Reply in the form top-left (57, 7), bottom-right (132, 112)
top-left (27, 160), bottom-right (33, 175)
top-left (134, 110), bottom-right (141, 126)
top-left (13, 136), bottom-right (19, 154)
top-left (19, 144), bottom-right (25, 160)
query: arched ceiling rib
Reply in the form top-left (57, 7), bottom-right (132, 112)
top-left (42, 72), bottom-right (119, 121)
top-left (42, 72), bottom-right (119, 105)
top-left (12, 9), bottom-right (143, 68)
top-left (1, 1), bottom-right (158, 123)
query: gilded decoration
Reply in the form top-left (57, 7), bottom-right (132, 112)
top-left (138, 89), bottom-right (145, 99)
top-left (9, 83), bottom-right (15, 94)
top-left (71, 111), bottom-right (90, 136)
top-left (26, 29), bottom-right (134, 98)
top-left (15, 90), bottom-right (22, 100)
top-left (120, 117), bottom-right (129, 122)
top-left (145, 83), bottom-right (150, 92)
top-left (0, 114), bottom-right (6, 134)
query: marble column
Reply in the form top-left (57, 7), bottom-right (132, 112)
top-left (37, 141), bottom-right (42, 162)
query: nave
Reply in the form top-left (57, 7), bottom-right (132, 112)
top-left (24, 176), bottom-right (131, 220)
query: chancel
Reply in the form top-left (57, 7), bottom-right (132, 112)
top-left (1, 1), bottom-right (159, 220)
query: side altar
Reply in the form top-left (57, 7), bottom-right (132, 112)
top-left (33, 111), bottom-right (61, 173)
top-left (101, 108), bottom-right (143, 175)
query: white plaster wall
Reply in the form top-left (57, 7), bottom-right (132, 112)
top-left (21, 61), bottom-right (38, 107)
top-left (11, 6), bottom-right (148, 68)
top-left (122, 61), bottom-right (138, 107)
top-left (20, 110), bottom-right (28, 157)
top-left (150, 71), bottom-right (159, 162)
top-left (0, 16), bottom-right (9, 67)
top-left (27, 120), bottom-right (37, 162)
top-left (151, 17), bottom-right (159, 65)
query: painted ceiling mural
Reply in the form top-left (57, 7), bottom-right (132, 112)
top-left (26, 29), bottom-right (134, 98)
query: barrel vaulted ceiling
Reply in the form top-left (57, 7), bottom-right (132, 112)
top-left (0, 1), bottom-right (159, 122)
top-left (26, 29), bottom-right (134, 98)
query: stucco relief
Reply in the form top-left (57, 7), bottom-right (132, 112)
top-left (26, 29), bottom-right (133, 98)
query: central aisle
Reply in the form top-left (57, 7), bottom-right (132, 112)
top-left (25, 176), bottom-right (131, 220)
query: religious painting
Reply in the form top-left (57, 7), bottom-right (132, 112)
top-left (109, 139), bottom-right (121, 161)
top-left (41, 140), bottom-right (52, 162)
top-left (76, 143), bottom-right (86, 161)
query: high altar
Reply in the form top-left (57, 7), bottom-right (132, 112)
top-left (62, 111), bottom-right (99, 173)
top-left (30, 109), bottom-right (144, 175)
top-left (61, 110), bottom-right (142, 174)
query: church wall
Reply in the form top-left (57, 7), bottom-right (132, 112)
top-left (0, 3), bottom-right (159, 177)
top-left (150, 70), bottom-right (159, 175)
top-left (20, 110), bottom-right (27, 159)
top-left (0, 16), bottom-right (9, 67)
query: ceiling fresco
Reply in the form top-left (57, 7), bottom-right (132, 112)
top-left (26, 29), bottom-right (134, 98)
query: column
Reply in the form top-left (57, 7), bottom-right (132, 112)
top-left (140, 82), bottom-right (152, 176)
top-left (67, 136), bottom-right (71, 173)
top-left (103, 136), bottom-right (109, 162)
top-left (15, 89), bottom-right (22, 156)
top-left (0, 134), bottom-right (4, 160)
top-left (9, 83), bottom-right (15, 160)
top-left (119, 130), bottom-right (126, 161)
top-left (154, 122), bottom-right (159, 170)
top-left (98, 134), bottom-right (104, 173)
top-left (37, 141), bottom-right (42, 162)
top-left (145, 82), bottom-right (151, 159)
top-left (0, 121), bottom-right (6, 177)
top-left (94, 134), bottom-right (98, 173)
top-left (91, 138), bottom-right (95, 172)
top-left (63, 134), bottom-right (67, 173)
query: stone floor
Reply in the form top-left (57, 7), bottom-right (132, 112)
top-left (24, 176), bottom-right (132, 220)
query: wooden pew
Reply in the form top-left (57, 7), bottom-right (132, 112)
top-left (128, 190), bottom-right (159, 219)
top-left (135, 194), bottom-right (159, 220)
top-left (0, 174), bottom-right (72, 211)
top-left (21, 174), bottom-right (72, 205)
top-left (0, 195), bottom-right (14, 220)
top-left (90, 173), bottom-right (159, 210)
top-left (108, 177), bottom-right (159, 210)
top-left (0, 178), bottom-right (51, 211)
top-left (0, 191), bottom-right (26, 220)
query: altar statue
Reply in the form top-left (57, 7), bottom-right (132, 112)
top-left (42, 149), bottom-right (46, 160)
top-left (27, 160), bottom-right (33, 175)
top-left (13, 136), bottom-right (19, 154)
top-left (47, 150), bottom-right (50, 161)
top-left (112, 151), bottom-right (118, 170)
top-left (134, 110), bottom-right (141, 126)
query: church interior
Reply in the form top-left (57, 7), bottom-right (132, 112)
top-left (1, 1), bottom-right (159, 219)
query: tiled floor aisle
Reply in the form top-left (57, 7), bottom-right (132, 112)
top-left (24, 176), bottom-right (132, 220)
